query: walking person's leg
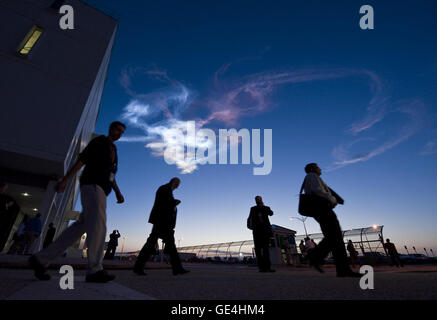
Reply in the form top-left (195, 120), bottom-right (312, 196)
top-left (253, 232), bottom-right (264, 271)
top-left (134, 228), bottom-right (159, 274)
top-left (162, 232), bottom-right (187, 275)
top-left (328, 215), bottom-right (350, 275)
top-left (82, 185), bottom-right (109, 277)
top-left (30, 211), bottom-right (87, 280)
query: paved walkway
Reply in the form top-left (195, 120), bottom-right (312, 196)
top-left (1, 261), bottom-right (437, 300)
top-left (6, 276), bottom-right (155, 300)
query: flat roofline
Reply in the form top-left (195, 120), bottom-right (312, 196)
top-left (78, 0), bottom-right (120, 21)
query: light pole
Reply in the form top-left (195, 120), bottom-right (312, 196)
top-left (413, 246), bottom-right (418, 254)
top-left (404, 245), bottom-right (410, 255)
top-left (290, 216), bottom-right (308, 237)
top-left (430, 249), bottom-right (435, 257)
top-left (424, 248), bottom-right (429, 257)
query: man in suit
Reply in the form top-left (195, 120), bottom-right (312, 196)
top-left (104, 230), bottom-right (120, 260)
top-left (303, 163), bottom-right (360, 277)
top-left (134, 178), bottom-right (189, 276)
top-left (247, 196), bottom-right (275, 272)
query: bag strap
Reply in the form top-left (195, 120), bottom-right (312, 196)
top-left (299, 177), bottom-right (306, 194)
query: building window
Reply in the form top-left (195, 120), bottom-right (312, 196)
top-left (17, 26), bottom-right (44, 56)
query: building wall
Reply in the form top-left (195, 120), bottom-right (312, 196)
top-left (0, 0), bottom-right (118, 252)
top-left (0, 0), bottom-right (117, 177)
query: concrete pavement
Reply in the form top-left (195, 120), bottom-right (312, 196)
top-left (0, 255), bottom-right (436, 300)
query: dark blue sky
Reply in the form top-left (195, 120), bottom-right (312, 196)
top-left (85, 0), bottom-right (437, 252)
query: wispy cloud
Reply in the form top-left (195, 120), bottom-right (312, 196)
top-left (117, 62), bottom-right (426, 173)
top-left (420, 141), bottom-right (437, 155)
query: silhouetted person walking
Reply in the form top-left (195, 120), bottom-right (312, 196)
top-left (43, 223), bottom-right (56, 249)
top-left (134, 178), bottom-right (189, 276)
top-left (104, 230), bottom-right (120, 260)
top-left (29, 121), bottom-right (126, 282)
top-left (302, 163), bottom-right (360, 277)
top-left (247, 196), bottom-right (275, 272)
top-left (384, 239), bottom-right (403, 267)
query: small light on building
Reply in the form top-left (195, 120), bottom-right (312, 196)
top-left (372, 225), bottom-right (377, 229)
top-left (21, 192), bottom-right (30, 197)
top-left (32, 208), bottom-right (38, 211)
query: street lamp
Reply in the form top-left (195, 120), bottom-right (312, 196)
top-left (290, 216), bottom-right (308, 236)
top-left (412, 246), bottom-right (418, 254)
top-left (424, 248), bottom-right (429, 257)
top-left (404, 245), bottom-right (410, 255)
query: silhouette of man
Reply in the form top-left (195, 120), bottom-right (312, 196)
top-left (247, 196), bottom-right (275, 272)
top-left (134, 178), bottom-right (189, 276)
top-left (29, 121), bottom-right (126, 282)
top-left (43, 223), bottom-right (56, 249)
top-left (104, 230), bottom-right (120, 260)
top-left (384, 239), bottom-right (403, 267)
top-left (303, 163), bottom-right (360, 277)
top-left (347, 240), bottom-right (359, 267)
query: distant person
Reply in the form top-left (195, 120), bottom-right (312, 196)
top-left (43, 223), bottom-right (56, 249)
top-left (305, 237), bottom-right (316, 251)
top-left (301, 163), bottom-right (360, 277)
top-left (0, 180), bottom-right (16, 252)
top-left (247, 196), bottom-right (275, 272)
top-left (7, 215), bottom-right (28, 254)
top-left (104, 230), bottom-right (120, 260)
top-left (134, 178), bottom-right (189, 276)
top-left (383, 239), bottom-right (403, 267)
top-left (29, 121), bottom-right (126, 282)
top-left (23, 214), bottom-right (42, 254)
top-left (299, 240), bottom-right (306, 257)
top-left (347, 240), bottom-right (359, 267)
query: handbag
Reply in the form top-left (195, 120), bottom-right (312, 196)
top-left (298, 179), bottom-right (331, 217)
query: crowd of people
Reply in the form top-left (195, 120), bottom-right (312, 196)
top-left (0, 120), bottom-right (403, 283)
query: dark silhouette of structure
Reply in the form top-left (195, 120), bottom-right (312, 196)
top-left (43, 223), bottom-right (56, 249)
top-left (247, 196), bottom-right (275, 272)
top-left (29, 121), bottom-right (126, 283)
top-left (104, 230), bottom-right (120, 260)
top-left (302, 163), bottom-right (360, 277)
top-left (134, 178), bottom-right (189, 276)
top-left (23, 213), bottom-right (42, 254)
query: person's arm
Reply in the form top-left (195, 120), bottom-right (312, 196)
top-left (56, 160), bottom-right (84, 192)
top-left (112, 179), bottom-right (124, 203)
top-left (305, 173), bottom-right (337, 206)
top-left (265, 206), bottom-right (274, 216)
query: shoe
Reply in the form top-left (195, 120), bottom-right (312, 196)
top-left (337, 270), bottom-right (362, 278)
top-left (29, 255), bottom-right (51, 281)
top-left (173, 268), bottom-right (190, 276)
top-left (85, 270), bottom-right (116, 283)
top-left (133, 268), bottom-right (147, 276)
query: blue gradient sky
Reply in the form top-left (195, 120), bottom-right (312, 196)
top-left (80, 0), bottom-right (437, 253)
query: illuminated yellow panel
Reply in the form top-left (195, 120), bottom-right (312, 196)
top-left (19, 27), bottom-right (43, 55)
